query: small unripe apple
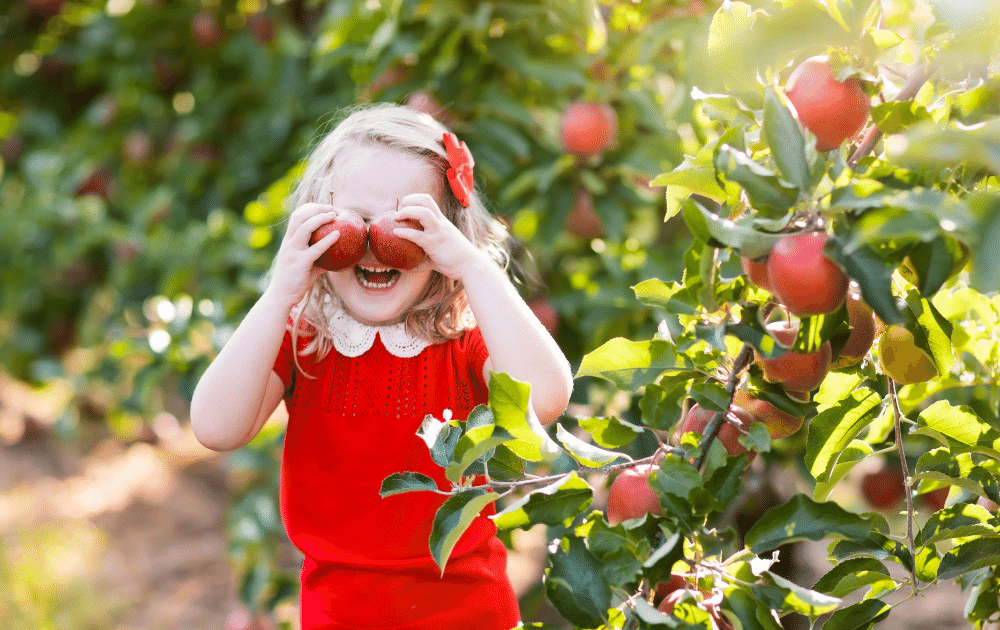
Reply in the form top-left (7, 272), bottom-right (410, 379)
top-left (785, 56), bottom-right (869, 151)
top-left (740, 255), bottom-right (771, 291)
top-left (877, 325), bottom-right (937, 385)
top-left (368, 214), bottom-right (425, 270)
top-left (606, 464), bottom-right (662, 526)
top-left (310, 211), bottom-right (368, 271)
top-left (559, 101), bottom-right (618, 157)
top-left (565, 189), bottom-right (605, 239)
top-left (733, 390), bottom-right (804, 440)
top-left (831, 286), bottom-right (876, 368)
top-left (767, 232), bottom-right (849, 316)
top-left (756, 320), bottom-right (832, 393)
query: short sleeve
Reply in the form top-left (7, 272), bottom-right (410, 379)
top-left (457, 326), bottom-right (490, 393)
top-left (273, 329), bottom-right (296, 394)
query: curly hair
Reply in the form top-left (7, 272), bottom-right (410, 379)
top-left (285, 103), bottom-right (509, 372)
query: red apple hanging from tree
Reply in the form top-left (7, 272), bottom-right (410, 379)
top-left (784, 56), bottom-right (870, 151)
top-left (767, 232), bottom-right (849, 316)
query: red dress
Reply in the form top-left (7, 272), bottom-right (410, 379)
top-left (272, 323), bottom-right (520, 629)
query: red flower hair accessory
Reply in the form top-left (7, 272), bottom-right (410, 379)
top-left (443, 132), bottom-right (474, 207)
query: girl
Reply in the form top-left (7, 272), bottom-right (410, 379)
top-left (190, 104), bottom-right (573, 629)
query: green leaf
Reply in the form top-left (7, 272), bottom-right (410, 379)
top-left (576, 338), bottom-right (693, 391)
top-left (429, 489), bottom-right (500, 575)
top-left (820, 599), bottom-right (891, 630)
top-left (489, 373), bottom-right (562, 462)
top-left (633, 278), bottom-right (699, 315)
top-left (578, 416), bottom-right (645, 449)
top-left (546, 535), bottom-right (612, 627)
top-left (714, 144), bottom-right (798, 215)
top-left (762, 87), bottom-right (810, 191)
top-left (805, 388), bottom-right (882, 483)
top-left (418, 414), bottom-right (462, 468)
top-left (828, 531), bottom-right (914, 572)
top-left (753, 571), bottom-right (841, 618)
top-left (913, 400), bottom-right (1000, 459)
top-left (555, 424), bottom-right (629, 468)
top-left (486, 444), bottom-right (524, 481)
top-left (938, 538), bottom-right (1000, 580)
top-left (683, 198), bottom-right (787, 259)
top-left (912, 448), bottom-right (1000, 504)
top-left (492, 472), bottom-right (593, 530)
top-left (379, 472), bottom-right (440, 497)
top-left (904, 237), bottom-right (956, 297)
top-left (813, 440), bottom-right (874, 501)
top-left (812, 558), bottom-right (893, 598)
top-left (967, 191), bottom-right (1000, 292)
top-left (745, 495), bottom-right (873, 553)
top-left (916, 503), bottom-right (999, 546)
top-left (650, 455), bottom-right (703, 502)
top-left (905, 292), bottom-right (955, 376)
top-left (824, 239), bottom-right (905, 326)
top-left (446, 424), bottom-right (514, 483)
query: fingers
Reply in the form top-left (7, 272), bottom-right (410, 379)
top-left (286, 203), bottom-right (338, 247)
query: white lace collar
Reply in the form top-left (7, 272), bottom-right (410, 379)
top-left (328, 308), bottom-right (431, 358)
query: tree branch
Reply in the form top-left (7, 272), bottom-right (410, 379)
top-left (847, 62), bottom-right (936, 168)
top-left (694, 343), bottom-right (756, 472)
top-left (888, 378), bottom-right (919, 596)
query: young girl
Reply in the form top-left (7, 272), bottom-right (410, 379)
top-left (190, 104), bottom-right (573, 629)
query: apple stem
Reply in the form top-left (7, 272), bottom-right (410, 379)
top-left (693, 344), bottom-right (755, 472)
top-left (847, 62), bottom-right (936, 168)
top-left (888, 378), bottom-right (919, 596)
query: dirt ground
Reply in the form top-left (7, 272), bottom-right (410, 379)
top-left (0, 376), bottom-right (975, 629)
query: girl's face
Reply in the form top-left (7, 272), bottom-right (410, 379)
top-left (326, 144), bottom-right (438, 327)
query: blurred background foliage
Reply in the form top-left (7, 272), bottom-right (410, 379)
top-left (1, 0), bottom-right (715, 622)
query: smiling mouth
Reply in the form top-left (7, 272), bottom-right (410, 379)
top-left (355, 265), bottom-right (400, 289)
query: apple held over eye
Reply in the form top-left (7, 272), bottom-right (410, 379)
top-left (756, 320), bottom-right (832, 393)
top-left (785, 56), bottom-right (869, 151)
top-left (767, 232), bottom-right (849, 316)
top-left (559, 101), bottom-right (618, 157)
top-left (369, 214), bottom-right (425, 270)
top-left (605, 465), bottom-right (662, 526)
top-left (310, 211), bottom-right (368, 271)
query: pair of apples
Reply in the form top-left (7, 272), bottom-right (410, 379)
top-left (309, 210), bottom-right (424, 271)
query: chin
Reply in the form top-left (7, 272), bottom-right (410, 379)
top-left (330, 264), bottom-right (431, 326)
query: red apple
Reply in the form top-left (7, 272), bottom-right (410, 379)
top-left (559, 101), bottom-right (618, 157)
top-left (605, 465), bottom-right (662, 526)
top-left (756, 320), bottom-right (832, 393)
top-left (528, 299), bottom-right (559, 336)
top-left (368, 214), bottom-right (425, 270)
top-left (920, 487), bottom-right (949, 512)
top-left (740, 255), bottom-right (771, 291)
top-left (733, 390), bottom-right (804, 440)
top-left (860, 465), bottom-right (905, 511)
top-left (785, 56), bottom-right (869, 151)
top-left (74, 168), bottom-right (112, 199)
top-left (191, 11), bottom-right (223, 47)
top-left (310, 211), bottom-right (368, 271)
top-left (767, 232), bottom-right (849, 316)
top-left (680, 403), bottom-right (753, 460)
top-left (653, 573), bottom-right (686, 607)
top-left (831, 285), bottom-right (876, 368)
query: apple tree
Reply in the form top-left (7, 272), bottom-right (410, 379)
top-left (383, 0), bottom-right (1000, 628)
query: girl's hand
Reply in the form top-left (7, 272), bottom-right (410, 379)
top-left (393, 193), bottom-right (488, 280)
top-left (268, 203), bottom-right (340, 307)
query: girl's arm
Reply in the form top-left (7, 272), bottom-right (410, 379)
top-left (395, 194), bottom-right (573, 424)
top-left (190, 203), bottom-right (340, 451)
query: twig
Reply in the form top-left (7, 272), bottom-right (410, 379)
top-left (888, 378), bottom-right (919, 597)
top-left (847, 62), bottom-right (936, 168)
top-left (693, 344), bottom-right (756, 472)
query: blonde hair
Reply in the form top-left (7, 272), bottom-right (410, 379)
top-left (287, 103), bottom-right (509, 370)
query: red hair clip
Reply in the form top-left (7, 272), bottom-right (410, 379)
top-left (443, 132), bottom-right (474, 207)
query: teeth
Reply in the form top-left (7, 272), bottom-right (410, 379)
top-left (355, 266), bottom-right (399, 289)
